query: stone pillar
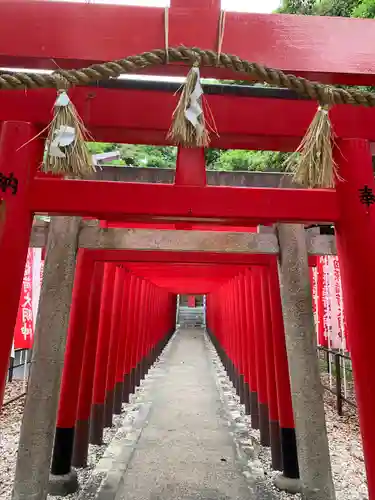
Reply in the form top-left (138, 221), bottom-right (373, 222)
top-left (12, 216), bottom-right (81, 500)
top-left (276, 223), bottom-right (335, 500)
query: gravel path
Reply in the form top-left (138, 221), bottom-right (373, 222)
top-left (0, 333), bottom-right (369, 500)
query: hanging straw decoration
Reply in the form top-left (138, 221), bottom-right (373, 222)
top-left (168, 63), bottom-right (210, 148)
top-left (43, 89), bottom-right (94, 178)
top-left (285, 104), bottom-right (338, 189)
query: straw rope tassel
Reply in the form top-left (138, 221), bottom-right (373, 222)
top-left (43, 90), bottom-right (94, 178)
top-left (168, 64), bottom-right (209, 148)
top-left (286, 104), bottom-right (338, 188)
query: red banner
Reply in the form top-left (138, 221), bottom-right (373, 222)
top-left (312, 256), bottom-right (347, 351)
top-left (14, 249), bottom-right (34, 349)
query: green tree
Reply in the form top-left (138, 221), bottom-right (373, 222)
top-left (278, 0), bottom-right (375, 17)
top-left (210, 149), bottom-right (289, 172)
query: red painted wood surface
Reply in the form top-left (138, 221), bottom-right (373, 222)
top-left (92, 263), bottom-right (116, 406)
top-left (2, 89), bottom-right (375, 149)
top-left (0, 2), bottom-right (375, 84)
top-left (102, 221), bottom-right (259, 232)
top-left (187, 296), bottom-right (196, 307)
top-left (29, 179), bottom-right (338, 223)
top-left (268, 261), bottom-right (295, 430)
top-left (0, 121), bottom-right (43, 409)
top-left (261, 267), bottom-right (278, 423)
top-left (175, 148), bottom-right (206, 186)
top-left (334, 138), bottom-right (375, 499)
top-left (56, 251), bottom-right (93, 428)
top-left (105, 266), bottom-right (125, 402)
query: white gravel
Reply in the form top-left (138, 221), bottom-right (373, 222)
top-left (206, 335), bottom-right (368, 500)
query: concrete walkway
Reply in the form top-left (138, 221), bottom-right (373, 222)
top-left (114, 328), bottom-right (251, 500)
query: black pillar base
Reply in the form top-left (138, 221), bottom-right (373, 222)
top-left (113, 380), bottom-right (124, 414)
top-left (280, 427), bottom-right (300, 479)
top-left (72, 419), bottom-right (90, 468)
top-left (270, 420), bottom-right (283, 471)
top-left (51, 427), bottom-right (75, 476)
top-left (243, 382), bottom-right (251, 415)
top-left (135, 361), bottom-right (142, 386)
top-left (104, 388), bottom-right (115, 427)
top-left (259, 402), bottom-right (271, 447)
top-left (89, 403), bottom-right (104, 445)
top-left (250, 391), bottom-right (260, 430)
top-left (238, 374), bottom-right (246, 405)
top-left (122, 373), bottom-right (131, 403)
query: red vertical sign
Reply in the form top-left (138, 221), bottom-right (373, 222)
top-left (14, 249), bottom-right (34, 349)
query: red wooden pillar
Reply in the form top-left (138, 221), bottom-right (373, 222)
top-left (0, 122), bottom-right (43, 409)
top-left (89, 263), bottom-right (116, 445)
top-left (219, 289), bottom-right (227, 368)
top-left (134, 279), bottom-right (146, 388)
top-left (244, 269), bottom-right (259, 429)
top-left (104, 266), bottom-right (125, 427)
top-left (114, 271), bottom-right (130, 414)
top-left (50, 250), bottom-right (92, 479)
top-left (129, 277), bottom-right (141, 394)
top-left (238, 273), bottom-right (251, 415)
top-left (122, 274), bottom-right (137, 402)
top-left (142, 282), bottom-right (152, 375)
top-left (269, 260), bottom-right (299, 481)
top-left (187, 295), bottom-right (196, 308)
top-left (147, 285), bottom-right (157, 366)
top-left (234, 277), bottom-right (245, 401)
top-left (226, 284), bottom-right (235, 384)
top-left (174, 147), bottom-right (206, 186)
top-left (334, 138), bottom-right (375, 498)
top-left (136, 280), bottom-right (148, 384)
top-left (251, 266), bottom-right (270, 446)
top-left (261, 266), bottom-right (282, 470)
top-left (72, 262), bottom-right (104, 468)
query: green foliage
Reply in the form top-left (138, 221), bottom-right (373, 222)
top-left (278, 0), bottom-right (375, 17)
top-left (352, 0), bottom-right (375, 17)
top-left (88, 0), bottom-right (375, 176)
top-left (278, 0), bottom-right (316, 14)
top-left (209, 149), bottom-right (290, 172)
top-left (88, 143), bottom-right (177, 169)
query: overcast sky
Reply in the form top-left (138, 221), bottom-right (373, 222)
top-left (58, 0), bottom-right (282, 13)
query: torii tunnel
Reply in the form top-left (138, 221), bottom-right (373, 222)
top-left (1, 1), bottom-right (375, 499)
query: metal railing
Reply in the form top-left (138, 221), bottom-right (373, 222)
top-left (317, 346), bottom-right (356, 416)
top-left (8, 348), bottom-right (31, 383)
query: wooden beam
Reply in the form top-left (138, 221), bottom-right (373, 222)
top-left (29, 179), bottom-right (339, 224)
top-left (2, 88), bottom-right (375, 149)
top-left (0, 2), bottom-right (375, 84)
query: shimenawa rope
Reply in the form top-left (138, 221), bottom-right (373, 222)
top-left (0, 46), bottom-right (374, 108)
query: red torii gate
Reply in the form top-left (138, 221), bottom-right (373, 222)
top-left (0, 0), bottom-right (375, 497)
